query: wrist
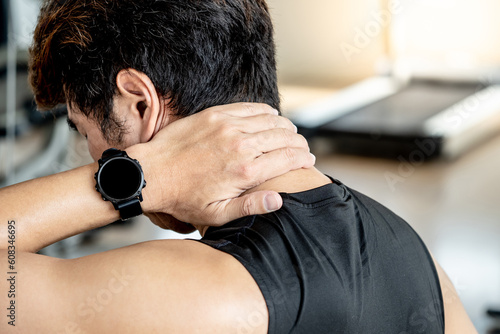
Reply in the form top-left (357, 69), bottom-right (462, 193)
top-left (126, 142), bottom-right (176, 215)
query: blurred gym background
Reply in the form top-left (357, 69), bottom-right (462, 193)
top-left (1, 0), bottom-right (500, 332)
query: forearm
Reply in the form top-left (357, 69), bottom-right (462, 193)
top-left (0, 142), bottom-right (167, 253)
top-left (0, 103), bottom-right (315, 252)
top-left (0, 163), bottom-right (119, 253)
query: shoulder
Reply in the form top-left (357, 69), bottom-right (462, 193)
top-left (1, 240), bottom-right (268, 333)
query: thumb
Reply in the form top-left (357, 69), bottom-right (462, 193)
top-left (208, 191), bottom-right (283, 224)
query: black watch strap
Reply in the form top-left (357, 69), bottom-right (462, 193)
top-left (95, 148), bottom-right (146, 221)
top-left (116, 198), bottom-right (143, 220)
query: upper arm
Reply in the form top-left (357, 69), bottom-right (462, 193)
top-left (431, 255), bottom-right (478, 334)
top-left (0, 240), bottom-right (268, 334)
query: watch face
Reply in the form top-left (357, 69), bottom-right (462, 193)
top-left (98, 157), bottom-right (143, 200)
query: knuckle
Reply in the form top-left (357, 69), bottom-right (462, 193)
top-left (281, 129), bottom-right (308, 149)
top-left (268, 114), bottom-right (280, 129)
top-left (254, 131), bottom-right (268, 148)
top-left (241, 102), bottom-right (256, 114)
top-left (241, 196), bottom-right (256, 216)
top-left (241, 102), bottom-right (269, 115)
top-left (219, 122), bottom-right (236, 137)
top-left (269, 114), bottom-right (293, 130)
top-left (232, 136), bottom-right (248, 152)
top-left (280, 128), bottom-right (293, 145)
top-left (238, 162), bottom-right (256, 181)
top-left (282, 147), bottom-right (297, 164)
top-left (205, 109), bottom-right (221, 125)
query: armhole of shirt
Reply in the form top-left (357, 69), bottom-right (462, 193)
top-left (194, 240), bottom-right (279, 334)
top-left (410, 230), bottom-right (446, 332)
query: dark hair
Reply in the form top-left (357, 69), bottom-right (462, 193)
top-left (29, 0), bottom-right (280, 140)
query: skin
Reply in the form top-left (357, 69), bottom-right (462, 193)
top-left (0, 69), bottom-right (477, 333)
top-left (0, 101), bottom-right (316, 251)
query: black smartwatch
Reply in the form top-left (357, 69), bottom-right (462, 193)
top-left (94, 148), bottom-right (147, 220)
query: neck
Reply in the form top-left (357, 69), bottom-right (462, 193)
top-left (242, 167), bottom-right (331, 196)
top-left (194, 167), bottom-right (332, 237)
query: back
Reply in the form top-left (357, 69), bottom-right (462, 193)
top-left (198, 178), bottom-right (444, 333)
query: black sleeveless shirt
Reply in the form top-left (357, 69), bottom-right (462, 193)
top-left (198, 178), bottom-right (444, 333)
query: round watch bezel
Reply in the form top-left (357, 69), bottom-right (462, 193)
top-left (95, 156), bottom-right (145, 202)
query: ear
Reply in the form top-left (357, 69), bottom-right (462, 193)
top-left (115, 69), bottom-right (165, 143)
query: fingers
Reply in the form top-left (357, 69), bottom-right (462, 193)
top-left (147, 102), bottom-right (315, 226)
top-left (232, 113), bottom-right (297, 134)
top-left (147, 212), bottom-right (197, 234)
top-left (206, 191), bottom-right (284, 224)
top-left (197, 102), bottom-right (296, 135)
top-left (238, 128), bottom-right (308, 154)
top-left (250, 147), bottom-right (316, 185)
top-left (210, 102), bottom-right (279, 118)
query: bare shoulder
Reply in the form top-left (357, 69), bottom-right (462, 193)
top-left (0, 240), bottom-right (268, 334)
top-left (431, 256), bottom-right (478, 334)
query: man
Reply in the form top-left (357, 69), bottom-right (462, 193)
top-left (1, 0), bottom-right (476, 333)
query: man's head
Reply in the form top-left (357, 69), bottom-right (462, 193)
top-left (29, 0), bottom-right (279, 158)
